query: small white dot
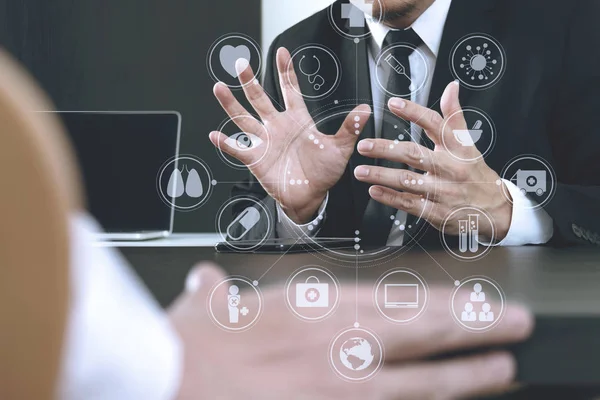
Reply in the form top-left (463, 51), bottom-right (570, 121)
top-left (411, 179), bottom-right (417, 185)
top-left (354, 244), bottom-right (360, 250)
top-left (308, 225), bottom-right (314, 231)
top-left (421, 198), bottom-right (425, 202)
top-left (211, 179), bottom-right (217, 186)
top-left (354, 237), bottom-right (360, 243)
top-left (454, 280), bottom-right (461, 287)
top-left (354, 116), bottom-right (360, 122)
top-left (334, 100), bottom-right (339, 104)
top-left (420, 159), bottom-right (424, 164)
top-left (290, 179), bottom-right (295, 185)
top-left (354, 38), bottom-right (360, 44)
top-left (399, 224), bottom-right (406, 231)
top-left (404, 179), bottom-right (410, 185)
top-left (354, 123), bottom-right (360, 129)
top-left (253, 80), bottom-right (259, 85)
top-left (318, 215), bottom-right (324, 221)
top-left (496, 179), bottom-right (502, 186)
top-left (314, 139), bottom-right (319, 144)
top-left (394, 140), bottom-right (399, 145)
top-left (309, 134), bottom-right (315, 140)
top-left (296, 179), bottom-right (302, 185)
top-left (394, 220), bottom-right (400, 226)
top-left (304, 180), bottom-right (309, 184)
top-left (355, 130), bottom-right (360, 135)
top-left (408, 225), bottom-right (412, 229)
top-left (398, 134), bottom-right (404, 140)
top-left (253, 280), bottom-right (259, 286)
top-left (355, 230), bottom-right (360, 235)
top-left (390, 215), bottom-right (395, 220)
top-left (418, 179), bottom-right (424, 185)
top-left (394, 125), bottom-right (398, 129)
top-left (360, 249), bottom-right (364, 254)
top-left (287, 171), bottom-right (291, 175)
top-left (319, 144), bottom-right (325, 149)
top-left (389, 144), bottom-right (394, 149)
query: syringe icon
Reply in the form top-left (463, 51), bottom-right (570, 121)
top-left (384, 54), bottom-right (412, 82)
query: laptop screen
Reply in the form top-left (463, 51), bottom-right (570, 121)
top-left (56, 112), bottom-right (179, 233)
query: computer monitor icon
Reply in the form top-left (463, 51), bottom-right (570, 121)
top-left (384, 284), bottom-right (419, 308)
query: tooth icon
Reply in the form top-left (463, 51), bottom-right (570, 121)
top-left (167, 168), bottom-right (185, 198)
top-left (185, 168), bottom-right (204, 198)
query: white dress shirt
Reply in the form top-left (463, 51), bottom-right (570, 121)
top-left (277, 0), bottom-right (554, 246)
top-left (58, 213), bottom-right (182, 400)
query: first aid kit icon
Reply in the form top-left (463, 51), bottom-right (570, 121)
top-left (296, 276), bottom-right (329, 308)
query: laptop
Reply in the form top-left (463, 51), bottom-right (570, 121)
top-left (48, 111), bottom-right (181, 240)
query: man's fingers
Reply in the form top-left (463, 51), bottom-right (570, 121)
top-left (237, 59), bottom-right (279, 120)
top-left (354, 166), bottom-right (432, 196)
top-left (383, 299), bottom-right (534, 361)
top-left (376, 352), bottom-right (516, 400)
top-left (334, 104), bottom-right (372, 149)
top-left (209, 131), bottom-right (254, 165)
top-left (357, 139), bottom-right (435, 171)
top-left (276, 47), bottom-right (306, 111)
top-left (440, 80), bottom-right (464, 124)
top-left (388, 97), bottom-right (444, 145)
top-left (213, 82), bottom-right (266, 136)
top-left (368, 185), bottom-right (431, 218)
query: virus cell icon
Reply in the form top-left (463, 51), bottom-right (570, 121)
top-left (451, 35), bottom-right (505, 89)
top-left (459, 42), bottom-right (498, 82)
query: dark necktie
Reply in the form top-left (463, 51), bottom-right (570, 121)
top-left (361, 28), bottom-right (423, 246)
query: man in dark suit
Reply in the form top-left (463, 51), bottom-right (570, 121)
top-left (209, 0), bottom-right (600, 250)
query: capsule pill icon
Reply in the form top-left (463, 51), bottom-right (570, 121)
top-left (227, 207), bottom-right (261, 241)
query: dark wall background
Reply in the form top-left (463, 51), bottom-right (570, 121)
top-left (0, 0), bottom-right (261, 232)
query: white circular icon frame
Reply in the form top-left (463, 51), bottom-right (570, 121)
top-left (208, 276), bottom-right (263, 332)
top-left (329, 326), bottom-right (384, 382)
top-left (375, 44), bottom-right (430, 98)
top-left (287, 45), bottom-right (341, 101)
top-left (450, 33), bottom-right (506, 90)
top-left (500, 155), bottom-right (556, 210)
top-left (216, 115), bottom-right (271, 169)
top-left (156, 155), bottom-right (214, 212)
top-left (451, 276), bottom-right (506, 332)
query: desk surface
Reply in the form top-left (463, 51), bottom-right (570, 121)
top-left (121, 245), bottom-right (600, 385)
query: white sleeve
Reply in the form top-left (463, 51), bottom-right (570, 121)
top-left (493, 179), bottom-right (554, 246)
top-left (275, 192), bottom-right (329, 239)
top-left (57, 213), bottom-right (182, 400)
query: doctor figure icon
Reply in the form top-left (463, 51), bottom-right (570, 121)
top-left (479, 303), bottom-right (495, 322)
top-left (461, 302), bottom-right (477, 322)
top-left (228, 285), bottom-right (241, 324)
top-left (470, 283), bottom-right (486, 302)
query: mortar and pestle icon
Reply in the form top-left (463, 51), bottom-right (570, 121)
top-left (453, 120), bottom-right (483, 147)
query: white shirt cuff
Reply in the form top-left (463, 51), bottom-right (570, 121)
top-left (58, 213), bottom-right (182, 400)
top-left (275, 193), bottom-right (328, 239)
top-left (491, 179), bottom-right (554, 246)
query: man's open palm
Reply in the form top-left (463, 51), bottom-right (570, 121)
top-left (210, 48), bottom-right (371, 223)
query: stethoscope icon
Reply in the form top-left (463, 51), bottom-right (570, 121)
top-left (299, 55), bottom-right (325, 91)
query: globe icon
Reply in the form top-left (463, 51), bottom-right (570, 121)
top-left (339, 337), bottom-right (374, 371)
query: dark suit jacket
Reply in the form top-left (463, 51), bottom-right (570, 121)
top-left (231, 0), bottom-right (600, 248)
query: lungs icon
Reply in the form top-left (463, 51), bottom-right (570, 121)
top-left (185, 168), bottom-right (204, 198)
top-left (166, 168), bottom-right (185, 198)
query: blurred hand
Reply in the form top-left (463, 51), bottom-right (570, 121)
top-left (209, 48), bottom-right (371, 224)
top-left (354, 81), bottom-right (512, 240)
top-left (169, 263), bottom-right (533, 400)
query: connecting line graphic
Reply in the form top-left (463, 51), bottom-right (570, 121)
top-left (355, 249), bottom-right (359, 324)
top-left (404, 230), bottom-right (457, 283)
top-left (255, 237), bottom-right (302, 283)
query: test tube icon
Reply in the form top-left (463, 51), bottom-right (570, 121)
top-left (458, 220), bottom-right (468, 253)
top-left (468, 214), bottom-right (479, 253)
